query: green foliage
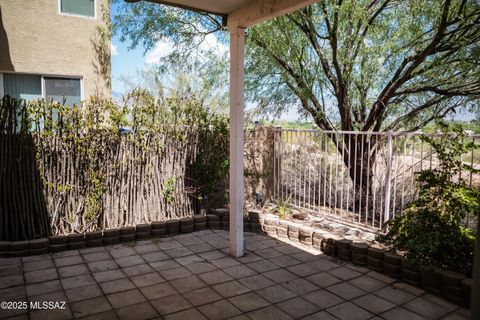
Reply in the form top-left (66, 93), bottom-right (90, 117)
top-left (120, 90), bottom-right (230, 209)
top-left (187, 101), bottom-right (229, 207)
top-left (276, 196), bottom-right (291, 219)
top-left (85, 169), bottom-right (105, 222)
top-left (163, 176), bottom-right (175, 205)
top-left (378, 122), bottom-right (480, 275)
top-left (162, 177), bottom-right (175, 204)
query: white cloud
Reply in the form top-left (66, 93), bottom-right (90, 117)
top-left (111, 43), bottom-right (118, 56)
top-left (200, 33), bottom-right (227, 55)
top-left (145, 39), bottom-right (174, 65)
top-left (144, 35), bottom-right (227, 65)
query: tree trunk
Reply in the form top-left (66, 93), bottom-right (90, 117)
top-left (338, 133), bottom-right (378, 222)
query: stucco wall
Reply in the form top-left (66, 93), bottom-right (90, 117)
top-left (0, 0), bottom-right (111, 98)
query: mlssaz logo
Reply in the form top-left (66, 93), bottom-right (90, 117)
top-left (30, 301), bottom-right (66, 310)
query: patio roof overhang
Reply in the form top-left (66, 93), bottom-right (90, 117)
top-left (125, 0), bottom-right (318, 28)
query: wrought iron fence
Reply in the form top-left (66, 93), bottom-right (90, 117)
top-left (272, 129), bottom-right (480, 229)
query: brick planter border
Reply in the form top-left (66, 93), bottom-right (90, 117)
top-left (252, 210), bottom-right (473, 308)
top-left (0, 208), bottom-right (473, 308)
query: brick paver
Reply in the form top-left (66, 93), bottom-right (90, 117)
top-left (0, 230), bottom-right (470, 320)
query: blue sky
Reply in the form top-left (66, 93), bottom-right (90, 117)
top-left (109, 3), bottom-right (298, 119)
top-left (110, 41), bottom-right (143, 94)
top-left (110, 22), bottom-right (301, 121)
top-left (110, 2), bottom-right (150, 95)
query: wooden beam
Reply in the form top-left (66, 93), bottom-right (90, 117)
top-left (227, 0), bottom-right (318, 29)
top-left (229, 26), bottom-right (245, 258)
top-left (124, 0), bottom-right (228, 17)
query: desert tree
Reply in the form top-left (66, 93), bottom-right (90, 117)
top-left (114, 0), bottom-right (480, 208)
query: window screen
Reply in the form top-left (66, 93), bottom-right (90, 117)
top-left (3, 74), bottom-right (42, 101)
top-left (60, 0), bottom-right (95, 17)
top-left (45, 77), bottom-right (81, 106)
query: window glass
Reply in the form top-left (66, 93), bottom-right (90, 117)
top-left (45, 77), bottom-right (81, 106)
top-left (3, 74), bottom-right (42, 101)
top-left (60, 0), bottom-right (95, 17)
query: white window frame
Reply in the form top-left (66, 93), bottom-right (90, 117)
top-left (0, 74), bottom-right (4, 99)
top-left (58, 0), bottom-right (97, 20)
top-left (0, 72), bottom-right (83, 102)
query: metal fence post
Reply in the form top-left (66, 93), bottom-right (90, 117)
top-left (273, 127), bottom-right (279, 201)
top-left (383, 131), bottom-right (393, 227)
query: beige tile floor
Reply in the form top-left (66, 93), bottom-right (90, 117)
top-left (0, 230), bottom-right (471, 320)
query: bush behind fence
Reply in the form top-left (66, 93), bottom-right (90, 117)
top-left (274, 129), bottom-right (480, 229)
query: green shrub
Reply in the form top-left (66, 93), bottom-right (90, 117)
top-left (378, 121), bottom-right (479, 276)
top-left (276, 196), bottom-right (291, 219)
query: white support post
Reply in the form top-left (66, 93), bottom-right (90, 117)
top-left (229, 26), bottom-right (245, 257)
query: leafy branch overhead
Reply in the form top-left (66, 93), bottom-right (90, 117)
top-left (247, 0), bottom-right (480, 132)
top-left (113, 0), bottom-right (480, 132)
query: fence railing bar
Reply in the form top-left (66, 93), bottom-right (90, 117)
top-left (329, 136), bottom-right (334, 216)
top-left (290, 130), bottom-right (294, 203)
top-left (346, 135), bottom-right (351, 221)
top-left (353, 134), bottom-right (358, 222)
top-left (459, 136), bottom-right (464, 181)
top-left (366, 135), bottom-right (371, 226)
top-left (317, 133), bottom-right (322, 212)
top-left (372, 135), bottom-right (378, 228)
top-left (410, 135), bottom-right (416, 215)
top-left (359, 134), bottom-right (365, 224)
top-left (399, 137), bottom-right (406, 215)
top-left (308, 132), bottom-right (311, 208)
top-left (301, 130), bottom-right (305, 207)
top-left (323, 133), bottom-right (328, 210)
top-left (280, 130), bottom-right (283, 201)
top-left (276, 128), bottom-right (480, 138)
top-left (420, 137), bottom-right (424, 172)
top-left (429, 142), bottom-right (433, 169)
top-left (303, 130), bottom-right (308, 208)
top-left (391, 137), bottom-right (398, 218)
top-left (273, 129), bottom-right (277, 200)
top-left (292, 130), bottom-right (296, 206)
top-left (384, 131), bottom-right (393, 224)
top-left (334, 132), bottom-right (339, 214)
top-left (278, 133), bottom-right (282, 201)
top-left (340, 134), bottom-right (345, 221)
top-left (470, 137), bottom-right (475, 188)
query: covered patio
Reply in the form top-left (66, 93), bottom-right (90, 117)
top-left (124, 0), bottom-right (319, 258)
top-left (0, 1), bottom-right (477, 319)
top-left (0, 229), bottom-right (470, 320)
top-left (119, 1), bottom-right (479, 318)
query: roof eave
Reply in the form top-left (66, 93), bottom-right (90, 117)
top-left (124, 0), bottom-right (228, 19)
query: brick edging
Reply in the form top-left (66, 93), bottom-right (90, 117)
top-left (0, 208), bottom-right (473, 308)
top-left (256, 210), bottom-right (473, 308)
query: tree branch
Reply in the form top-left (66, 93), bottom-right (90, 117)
top-left (363, 0), bottom-right (453, 131)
